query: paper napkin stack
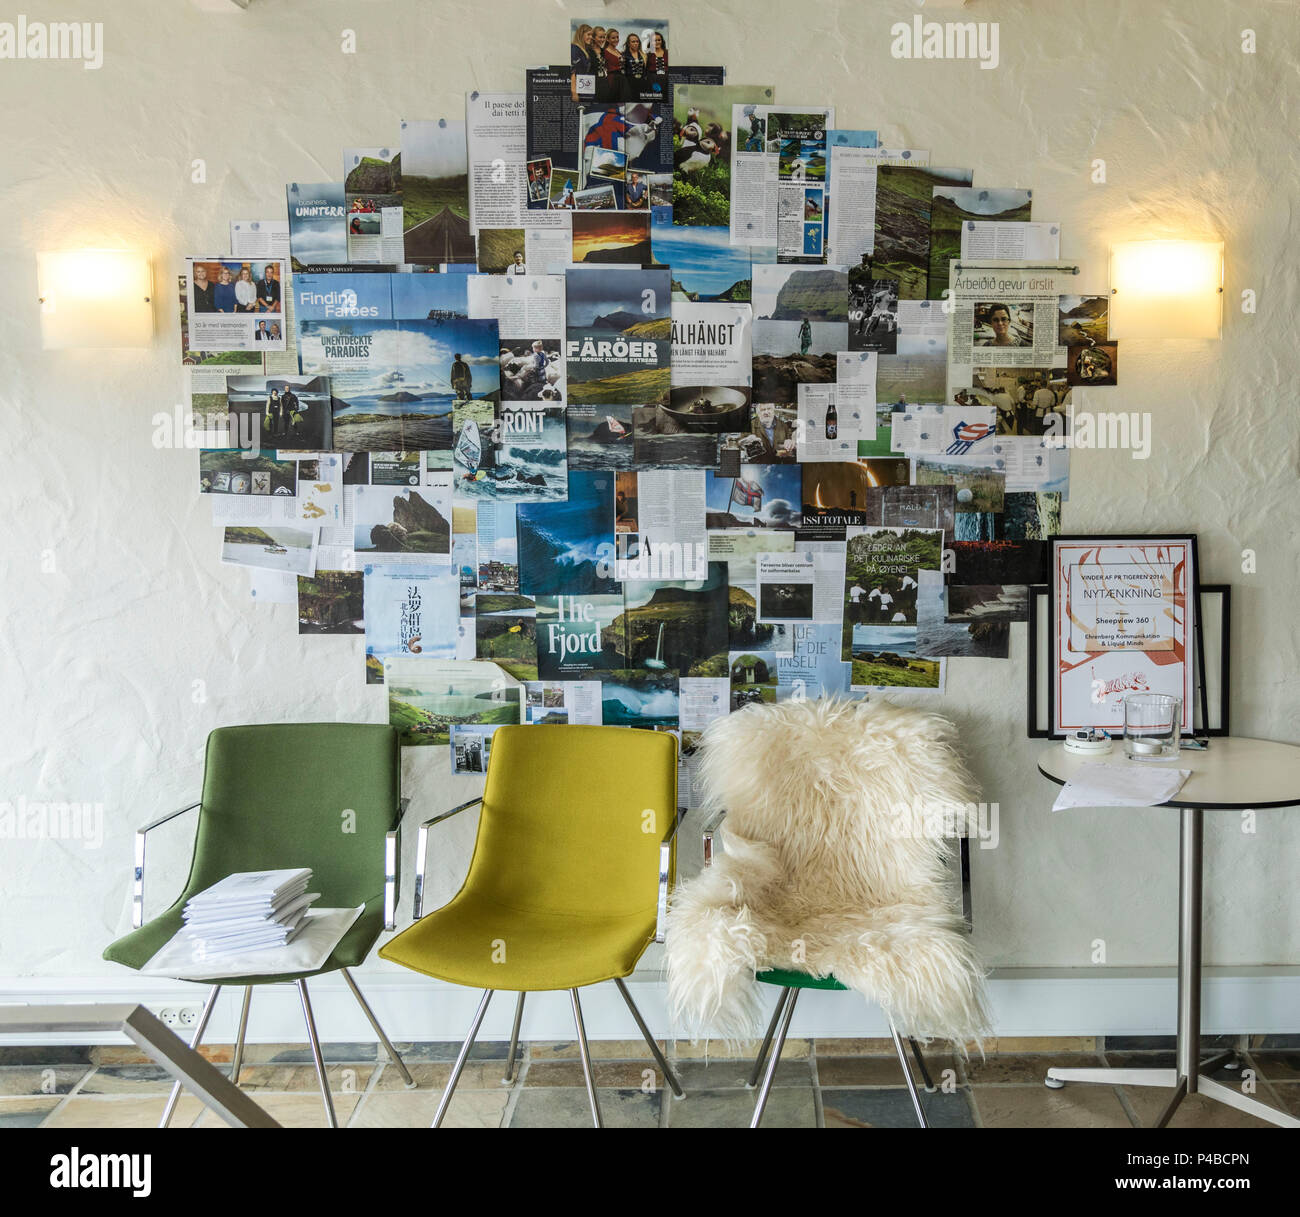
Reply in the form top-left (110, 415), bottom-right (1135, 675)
top-left (180, 869), bottom-right (319, 960)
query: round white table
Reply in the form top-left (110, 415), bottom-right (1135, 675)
top-left (1037, 736), bottom-right (1300, 1128)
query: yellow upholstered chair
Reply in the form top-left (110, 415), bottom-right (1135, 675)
top-left (379, 724), bottom-right (683, 1126)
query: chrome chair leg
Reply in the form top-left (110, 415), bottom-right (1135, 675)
top-left (748, 990), bottom-right (791, 1088)
top-left (503, 992), bottom-right (526, 1084)
top-left (433, 989), bottom-right (493, 1128)
top-left (613, 977), bottom-right (683, 1098)
top-left (889, 1017), bottom-right (929, 1128)
top-left (570, 989), bottom-right (603, 1128)
top-left (229, 986), bottom-right (252, 1083)
top-left (340, 968), bottom-right (415, 1089)
top-left (751, 988), bottom-right (798, 1128)
top-left (297, 979), bottom-right (338, 1128)
top-left (159, 983), bottom-right (220, 1128)
top-left (908, 1036), bottom-right (937, 1093)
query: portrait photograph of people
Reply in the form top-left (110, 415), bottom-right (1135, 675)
top-left (190, 261), bottom-right (283, 315)
top-left (569, 19), bottom-right (671, 103)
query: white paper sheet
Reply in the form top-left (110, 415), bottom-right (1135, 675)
top-left (1051, 762), bottom-right (1190, 811)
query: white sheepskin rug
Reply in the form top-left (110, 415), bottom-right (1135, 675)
top-left (666, 697), bottom-right (991, 1046)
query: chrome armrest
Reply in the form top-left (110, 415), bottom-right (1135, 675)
top-left (133, 801), bottom-right (201, 929)
top-left (413, 798), bottom-right (482, 920)
top-left (384, 797), bottom-right (410, 931)
top-left (654, 809), bottom-right (685, 944)
top-left (701, 809), bottom-right (727, 868)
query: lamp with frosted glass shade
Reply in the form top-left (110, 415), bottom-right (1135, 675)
top-left (1108, 240), bottom-right (1223, 340)
top-left (37, 249), bottom-right (154, 349)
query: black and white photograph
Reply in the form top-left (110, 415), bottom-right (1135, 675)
top-left (849, 268), bottom-right (899, 354)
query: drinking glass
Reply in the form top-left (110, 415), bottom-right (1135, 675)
top-left (1122, 693), bottom-right (1182, 761)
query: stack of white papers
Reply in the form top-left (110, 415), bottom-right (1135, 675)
top-left (1052, 762), bottom-right (1191, 812)
top-left (180, 869), bottom-right (319, 960)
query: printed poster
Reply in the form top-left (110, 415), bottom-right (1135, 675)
top-left (1052, 537), bottom-right (1196, 736)
top-left (945, 260), bottom-right (1078, 397)
top-left (383, 657), bottom-right (522, 746)
top-left (516, 470), bottom-right (619, 596)
top-left (868, 165), bottom-right (973, 301)
top-left (928, 186), bottom-right (1031, 302)
top-left (672, 84), bottom-right (773, 228)
top-left (363, 564), bottom-right (460, 683)
top-left (400, 118), bottom-right (475, 265)
top-left (729, 105), bottom-right (834, 249)
top-left (185, 257), bottom-right (287, 352)
top-left (842, 526), bottom-right (945, 690)
top-left (298, 317), bottom-right (498, 454)
top-left (286, 184), bottom-right (348, 273)
top-left (566, 266), bottom-right (672, 413)
top-left (343, 147), bottom-right (404, 265)
top-left (466, 92), bottom-right (528, 233)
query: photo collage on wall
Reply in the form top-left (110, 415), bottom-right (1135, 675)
top-left (181, 15), bottom-right (1123, 776)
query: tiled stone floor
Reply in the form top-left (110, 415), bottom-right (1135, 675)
top-left (2, 1035), bottom-right (1297, 1128)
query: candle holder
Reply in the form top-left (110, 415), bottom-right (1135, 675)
top-left (1122, 693), bottom-right (1182, 761)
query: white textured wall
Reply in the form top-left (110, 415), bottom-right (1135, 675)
top-left (1, 0), bottom-right (1297, 991)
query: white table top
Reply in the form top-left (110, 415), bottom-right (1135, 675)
top-left (1038, 737), bottom-right (1300, 809)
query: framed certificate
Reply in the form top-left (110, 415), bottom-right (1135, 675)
top-left (1047, 534), bottom-right (1199, 738)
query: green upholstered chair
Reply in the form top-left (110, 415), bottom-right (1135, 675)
top-left (701, 824), bottom-right (939, 1129)
top-left (379, 724), bottom-right (684, 1127)
top-left (104, 723), bottom-right (415, 1128)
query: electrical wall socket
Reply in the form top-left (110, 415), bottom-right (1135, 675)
top-left (154, 1005), bottom-right (204, 1030)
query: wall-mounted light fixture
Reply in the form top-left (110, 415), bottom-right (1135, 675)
top-left (1109, 240), bottom-right (1224, 340)
top-left (37, 249), bottom-right (154, 349)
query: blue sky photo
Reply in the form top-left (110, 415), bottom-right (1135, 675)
top-left (651, 219), bottom-right (751, 300)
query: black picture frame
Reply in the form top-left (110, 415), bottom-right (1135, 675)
top-left (1028, 534), bottom-right (1211, 740)
top-left (1027, 578), bottom-right (1230, 739)
top-left (1192, 583), bottom-right (1231, 736)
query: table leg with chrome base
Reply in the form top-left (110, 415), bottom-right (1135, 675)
top-left (1045, 808), bottom-right (1300, 1128)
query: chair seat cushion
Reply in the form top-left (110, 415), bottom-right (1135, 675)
top-left (378, 893), bottom-right (656, 991)
top-left (102, 896), bottom-right (386, 987)
top-left (756, 968), bottom-right (848, 991)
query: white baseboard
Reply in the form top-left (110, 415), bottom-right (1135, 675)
top-left (2, 967), bottom-right (1299, 1046)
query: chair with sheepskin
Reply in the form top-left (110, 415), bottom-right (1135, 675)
top-left (665, 696), bottom-right (991, 1127)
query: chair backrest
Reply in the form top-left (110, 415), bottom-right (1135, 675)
top-left (692, 698), bottom-right (975, 909)
top-left (459, 725), bottom-right (677, 919)
top-left (184, 723), bottom-right (400, 908)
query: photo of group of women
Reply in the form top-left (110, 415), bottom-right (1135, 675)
top-left (570, 18), bottom-right (672, 104)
